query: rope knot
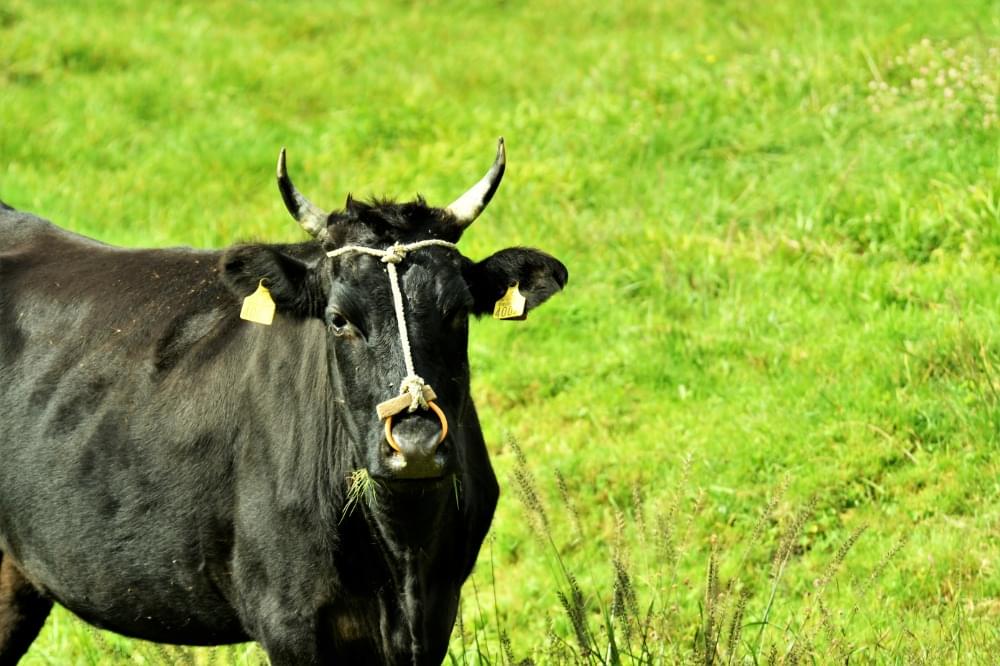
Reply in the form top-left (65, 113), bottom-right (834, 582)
top-left (381, 243), bottom-right (407, 264)
top-left (400, 374), bottom-right (430, 412)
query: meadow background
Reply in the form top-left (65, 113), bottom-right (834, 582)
top-left (2, 0), bottom-right (999, 663)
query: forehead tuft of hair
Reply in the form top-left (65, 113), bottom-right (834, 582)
top-left (335, 196), bottom-right (455, 236)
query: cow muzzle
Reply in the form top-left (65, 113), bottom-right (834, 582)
top-left (382, 407), bottom-right (450, 480)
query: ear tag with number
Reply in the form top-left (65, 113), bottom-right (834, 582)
top-left (240, 280), bottom-right (275, 326)
top-left (492, 282), bottom-right (527, 321)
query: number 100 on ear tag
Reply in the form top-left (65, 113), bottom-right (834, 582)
top-left (240, 280), bottom-right (275, 326)
top-left (493, 282), bottom-right (527, 321)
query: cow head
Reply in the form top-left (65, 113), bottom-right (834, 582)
top-left (221, 140), bottom-right (567, 488)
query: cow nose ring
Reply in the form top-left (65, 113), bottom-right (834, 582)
top-left (384, 401), bottom-right (449, 454)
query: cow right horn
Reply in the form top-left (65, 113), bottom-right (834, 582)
top-left (445, 137), bottom-right (506, 229)
top-left (277, 148), bottom-right (330, 240)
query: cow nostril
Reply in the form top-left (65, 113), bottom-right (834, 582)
top-left (383, 439), bottom-right (402, 458)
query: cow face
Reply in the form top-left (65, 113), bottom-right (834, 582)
top-left (221, 141), bottom-right (567, 484)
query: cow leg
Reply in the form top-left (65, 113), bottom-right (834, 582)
top-left (0, 553), bottom-right (53, 665)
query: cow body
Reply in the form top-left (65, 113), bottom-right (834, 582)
top-left (0, 209), bottom-right (283, 644)
top-left (0, 142), bottom-right (566, 664)
top-left (0, 207), bottom-right (501, 662)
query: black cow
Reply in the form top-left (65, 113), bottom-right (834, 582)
top-left (0, 139), bottom-right (567, 664)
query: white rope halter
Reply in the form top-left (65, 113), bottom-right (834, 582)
top-left (325, 239), bottom-right (459, 421)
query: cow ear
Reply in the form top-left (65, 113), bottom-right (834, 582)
top-left (465, 247), bottom-right (568, 317)
top-left (220, 245), bottom-right (324, 318)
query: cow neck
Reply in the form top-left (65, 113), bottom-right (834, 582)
top-left (325, 240), bottom-right (459, 422)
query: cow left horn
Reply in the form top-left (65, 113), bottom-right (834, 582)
top-left (277, 148), bottom-right (330, 240)
top-left (445, 137), bottom-right (506, 229)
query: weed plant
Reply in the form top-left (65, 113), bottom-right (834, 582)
top-left (447, 440), bottom-right (999, 664)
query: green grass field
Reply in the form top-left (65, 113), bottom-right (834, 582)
top-left (2, 0), bottom-right (999, 663)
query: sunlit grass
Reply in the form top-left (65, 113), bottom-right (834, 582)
top-left (2, 0), bottom-right (998, 662)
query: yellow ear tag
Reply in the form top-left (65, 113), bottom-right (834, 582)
top-left (492, 282), bottom-right (527, 321)
top-left (240, 280), bottom-right (276, 326)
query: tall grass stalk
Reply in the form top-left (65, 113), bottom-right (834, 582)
top-left (459, 441), bottom-right (923, 664)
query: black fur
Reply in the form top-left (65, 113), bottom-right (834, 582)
top-left (0, 193), bottom-right (566, 664)
top-left (464, 246), bottom-right (569, 316)
top-left (220, 243), bottom-right (327, 317)
top-left (327, 196), bottom-right (460, 244)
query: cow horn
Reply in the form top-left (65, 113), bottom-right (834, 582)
top-left (445, 137), bottom-right (506, 229)
top-left (277, 148), bottom-right (330, 239)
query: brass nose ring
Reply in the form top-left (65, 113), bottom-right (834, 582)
top-left (383, 401), bottom-right (449, 454)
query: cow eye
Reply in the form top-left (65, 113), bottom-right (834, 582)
top-left (327, 311), bottom-right (351, 335)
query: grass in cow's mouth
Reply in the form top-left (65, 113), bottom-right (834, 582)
top-left (341, 469), bottom-right (380, 523)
